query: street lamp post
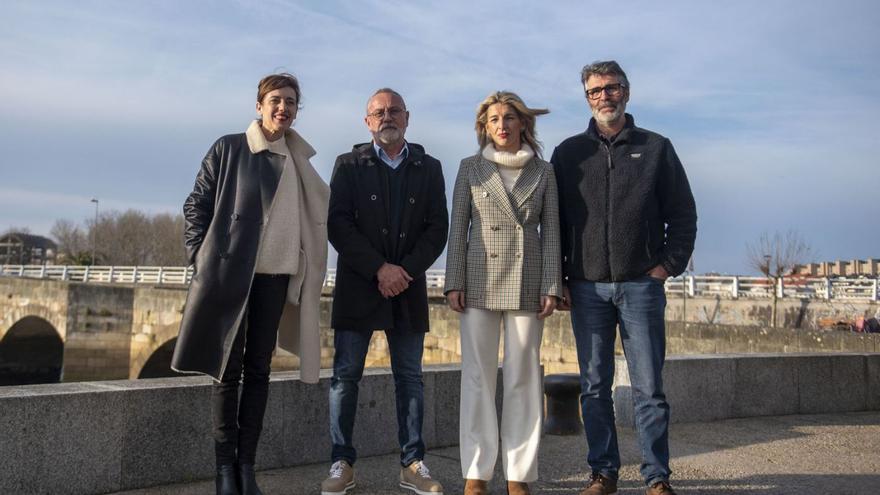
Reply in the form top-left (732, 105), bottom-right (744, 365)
top-left (90, 198), bottom-right (99, 265)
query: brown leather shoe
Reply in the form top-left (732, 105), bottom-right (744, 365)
top-left (580, 473), bottom-right (617, 495)
top-left (646, 480), bottom-right (677, 495)
top-left (465, 478), bottom-right (489, 495)
top-left (507, 480), bottom-right (530, 495)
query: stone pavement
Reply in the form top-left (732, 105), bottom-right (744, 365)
top-left (113, 411), bottom-right (880, 495)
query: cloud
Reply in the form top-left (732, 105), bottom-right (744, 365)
top-left (1, 0), bottom-right (878, 273)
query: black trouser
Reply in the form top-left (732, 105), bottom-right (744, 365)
top-left (212, 273), bottom-right (289, 466)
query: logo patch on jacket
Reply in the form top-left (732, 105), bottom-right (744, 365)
top-left (630, 153), bottom-right (642, 158)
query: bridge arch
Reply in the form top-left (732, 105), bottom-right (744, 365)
top-left (137, 337), bottom-right (179, 379)
top-left (0, 316), bottom-right (64, 385)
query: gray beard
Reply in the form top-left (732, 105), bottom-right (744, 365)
top-left (377, 127), bottom-right (402, 145)
top-left (592, 104), bottom-right (624, 125)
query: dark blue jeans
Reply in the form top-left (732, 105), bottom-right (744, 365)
top-left (329, 328), bottom-right (426, 466)
top-left (568, 277), bottom-right (671, 486)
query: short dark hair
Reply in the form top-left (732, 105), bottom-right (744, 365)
top-left (580, 60), bottom-right (629, 88)
top-left (257, 73), bottom-right (302, 106)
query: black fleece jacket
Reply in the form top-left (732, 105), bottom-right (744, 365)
top-left (551, 114), bottom-right (697, 283)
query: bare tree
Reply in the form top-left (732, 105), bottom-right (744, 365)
top-left (50, 219), bottom-right (88, 264)
top-left (51, 209), bottom-right (187, 266)
top-left (150, 213), bottom-right (187, 265)
top-left (746, 230), bottom-right (815, 327)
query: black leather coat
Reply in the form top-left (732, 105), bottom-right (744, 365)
top-left (328, 142), bottom-right (448, 332)
top-left (172, 129), bottom-right (295, 379)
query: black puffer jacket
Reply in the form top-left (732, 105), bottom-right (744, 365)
top-left (551, 114), bottom-right (697, 282)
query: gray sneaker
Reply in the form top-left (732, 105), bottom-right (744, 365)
top-left (321, 460), bottom-right (355, 495)
top-left (399, 460), bottom-right (444, 495)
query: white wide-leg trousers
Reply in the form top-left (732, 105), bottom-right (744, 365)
top-left (459, 307), bottom-right (544, 482)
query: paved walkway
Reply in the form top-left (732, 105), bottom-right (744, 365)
top-left (114, 411), bottom-right (880, 495)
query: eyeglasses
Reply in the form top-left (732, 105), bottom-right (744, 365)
top-left (585, 83), bottom-right (626, 100)
top-left (367, 107), bottom-right (406, 120)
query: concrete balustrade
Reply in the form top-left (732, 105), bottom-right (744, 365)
top-left (612, 353), bottom-right (880, 427)
top-left (1, 354), bottom-right (878, 495)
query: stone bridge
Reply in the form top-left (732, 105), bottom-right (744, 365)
top-left (2, 276), bottom-right (879, 384)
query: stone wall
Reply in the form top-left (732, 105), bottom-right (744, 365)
top-left (272, 297), bottom-right (879, 377)
top-left (665, 292), bottom-right (879, 329)
top-left (2, 278), bottom-right (878, 383)
top-left (1, 355), bottom-right (877, 494)
top-left (0, 366), bottom-right (470, 495)
top-left (0, 277), bottom-right (68, 341)
top-left (62, 284), bottom-right (134, 381)
top-left (129, 286), bottom-right (188, 378)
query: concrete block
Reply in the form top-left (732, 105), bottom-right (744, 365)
top-left (731, 355), bottom-right (799, 418)
top-left (429, 364), bottom-right (461, 448)
top-left (348, 368), bottom-right (405, 459)
top-left (664, 355), bottom-right (736, 423)
top-left (612, 358), bottom-right (634, 427)
top-left (0, 389), bottom-right (125, 494)
top-left (277, 371), bottom-right (332, 466)
top-left (828, 354), bottom-right (869, 412)
top-left (119, 383), bottom-right (213, 489)
top-left (795, 355), bottom-right (849, 414)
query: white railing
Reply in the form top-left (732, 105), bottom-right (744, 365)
top-left (0, 265), bottom-right (194, 285)
top-left (664, 274), bottom-right (879, 302)
top-left (2, 265), bottom-right (878, 300)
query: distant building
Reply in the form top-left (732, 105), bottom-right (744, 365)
top-left (0, 233), bottom-right (57, 265)
top-left (794, 258), bottom-right (879, 277)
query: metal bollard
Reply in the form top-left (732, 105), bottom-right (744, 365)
top-left (543, 373), bottom-right (583, 435)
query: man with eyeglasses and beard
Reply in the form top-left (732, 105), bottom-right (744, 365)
top-left (322, 88), bottom-right (448, 495)
top-left (551, 61), bottom-right (697, 495)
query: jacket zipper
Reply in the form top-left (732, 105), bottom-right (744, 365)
top-left (603, 141), bottom-right (613, 279)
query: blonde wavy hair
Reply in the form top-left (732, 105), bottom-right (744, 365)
top-left (475, 91), bottom-right (549, 156)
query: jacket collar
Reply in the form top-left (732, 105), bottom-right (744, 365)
top-left (474, 154), bottom-right (544, 224)
top-left (586, 113), bottom-right (635, 143)
top-left (353, 141), bottom-right (426, 167)
top-left (245, 120), bottom-right (316, 159)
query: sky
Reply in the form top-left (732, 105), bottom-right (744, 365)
top-left (1, 0), bottom-right (877, 275)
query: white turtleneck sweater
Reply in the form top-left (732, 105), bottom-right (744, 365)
top-left (481, 144), bottom-right (535, 192)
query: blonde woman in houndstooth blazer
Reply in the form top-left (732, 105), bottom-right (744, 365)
top-left (444, 91), bottom-right (562, 495)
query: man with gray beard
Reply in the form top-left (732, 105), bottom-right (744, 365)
top-left (551, 61), bottom-right (697, 495)
top-left (322, 88), bottom-right (448, 495)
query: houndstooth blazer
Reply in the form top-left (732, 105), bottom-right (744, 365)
top-left (444, 153), bottom-right (562, 312)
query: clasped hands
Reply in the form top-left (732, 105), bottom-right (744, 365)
top-left (377, 262), bottom-right (413, 298)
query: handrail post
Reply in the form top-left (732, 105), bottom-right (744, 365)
top-left (687, 276), bottom-right (695, 297)
top-left (824, 278), bottom-right (832, 300)
top-left (873, 279), bottom-right (878, 302)
top-left (731, 276), bottom-right (739, 299)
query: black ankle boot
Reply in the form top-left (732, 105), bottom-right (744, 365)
top-left (216, 464), bottom-right (240, 495)
top-left (237, 464), bottom-right (263, 495)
